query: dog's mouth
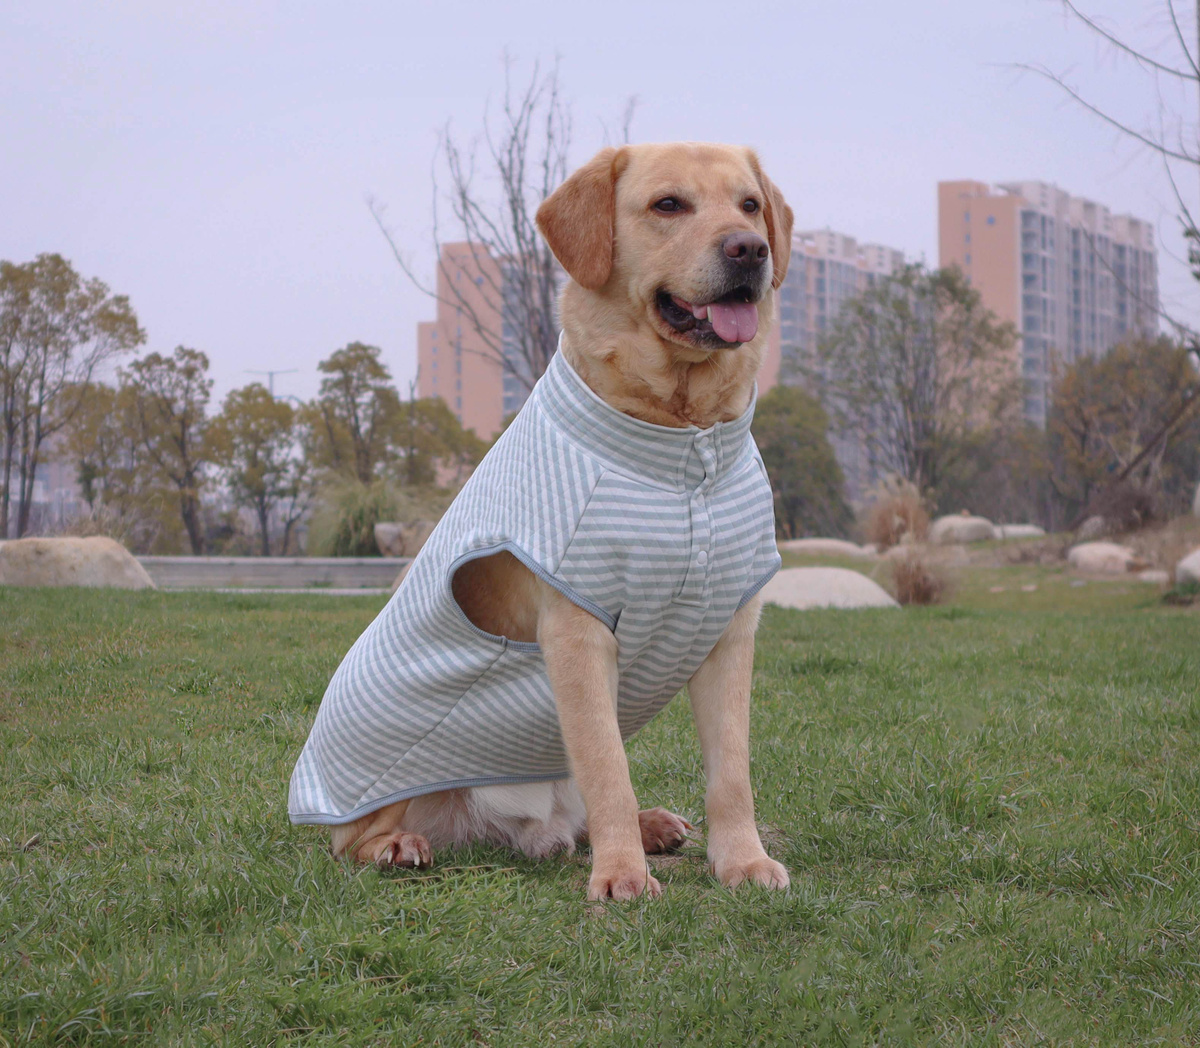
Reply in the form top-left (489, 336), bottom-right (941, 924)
top-left (656, 287), bottom-right (759, 346)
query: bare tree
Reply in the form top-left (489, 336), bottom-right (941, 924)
top-left (1016, 2), bottom-right (1200, 516)
top-left (124, 347), bottom-right (213, 555)
top-left (369, 61), bottom-right (571, 397)
top-left (812, 263), bottom-right (1021, 501)
top-left (1018, 1), bottom-right (1200, 347)
top-left (0, 254), bottom-right (144, 537)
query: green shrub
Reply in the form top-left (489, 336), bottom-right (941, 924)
top-left (307, 479), bottom-right (455, 556)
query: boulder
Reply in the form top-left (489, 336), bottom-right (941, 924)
top-left (0, 536), bottom-right (155, 590)
top-left (374, 520), bottom-right (436, 558)
top-left (760, 567), bottom-right (898, 611)
top-left (1067, 541), bottom-right (1139, 575)
top-left (930, 514), bottom-right (996, 545)
top-left (1137, 569), bottom-right (1170, 585)
top-left (777, 537), bottom-right (877, 559)
top-left (1177, 548), bottom-right (1200, 585)
top-left (995, 524), bottom-right (1046, 540)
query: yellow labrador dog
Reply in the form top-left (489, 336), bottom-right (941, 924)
top-left (292, 142), bottom-right (792, 900)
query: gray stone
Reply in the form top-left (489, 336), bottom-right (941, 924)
top-left (760, 567), bottom-right (898, 610)
top-left (930, 514), bottom-right (996, 545)
top-left (1176, 548), bottom-right (1200, 585)
top-left (374, 520), bottom-right (436, 557)
top-left (995, 524), bottom-right (1046, 540)
top-left (777, 537), bottom-right (877, 559)
top-left (1067, 541), bottom-right (1138, 575)
top-left (0, 536), bottom-right (155, 590)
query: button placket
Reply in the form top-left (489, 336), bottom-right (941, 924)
top-left (673, 437), bottom-right (716, 606)
top-left (692, 439), bottom-right (717, 578)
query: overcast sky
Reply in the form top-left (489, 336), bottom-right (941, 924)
top-left (3, 1), bottom-right (1195, 404)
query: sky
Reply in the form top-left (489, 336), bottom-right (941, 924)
top-left (2, 0), bottom-right (1197, 405)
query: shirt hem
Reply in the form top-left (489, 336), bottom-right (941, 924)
top-left (289, 771), bottom-right (572, 826)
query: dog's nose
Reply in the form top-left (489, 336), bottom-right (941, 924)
top-left (722, 232), bottom-right (769, 268)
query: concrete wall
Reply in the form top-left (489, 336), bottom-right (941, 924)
top-left (138, 556), bottom-right (409, 590)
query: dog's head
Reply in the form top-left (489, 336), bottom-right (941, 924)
top-left (537, 142), bottom-right (793, 356)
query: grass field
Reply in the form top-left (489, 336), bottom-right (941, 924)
top-left (2, 578), bottom-right (1199, 1045)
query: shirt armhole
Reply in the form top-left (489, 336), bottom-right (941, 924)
top-left (738, 560), bottom-right (780, 610)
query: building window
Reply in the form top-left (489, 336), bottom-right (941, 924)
top-left (987, 216), bottom-right (995, 225)
top-left (964, 211), bottom-right (970, 222)
top-left (965, 253), bottom-right (971, 265)
top-left (965, 233), bottom-right (971, 243)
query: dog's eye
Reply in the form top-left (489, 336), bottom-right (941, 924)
top-left (653, 197), bottom-right (682, 214)
top-left (743, 198), bottom-right (760, 214)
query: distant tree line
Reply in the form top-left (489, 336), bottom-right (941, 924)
top-left (796, 261), bottom-right (1200, 534)
top-left (1, 254), bottom-right (486, 554)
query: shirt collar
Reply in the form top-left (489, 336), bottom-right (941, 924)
top-left (533, 334), bottom-right (758, 491)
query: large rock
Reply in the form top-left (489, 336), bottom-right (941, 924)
top-left (0, 536), bottom-right (155, 590)
top-left (760, 567), bottom-right (898, 611)
top-left (1067, 541), bottom-right (1140, 575)
top-left (930, 514), bottom-right (996, 545)
top-left (1177, 548), bottom-right (1200, 585)
top-left (996, 524), bottom-right (1046, 540)
top-left (777, 537), bottom-right (877, 559)
top-left (374, 520), bottom-right (435, 558)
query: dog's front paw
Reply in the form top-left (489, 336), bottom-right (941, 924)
top-left (362, 831), bottom-right (434, 869)
top-left (639, 807), bottom-right (693, 854)
top-left (714, 853), bottom-right (789, 890)
top-left (587, 856), bottom-right (663, 901)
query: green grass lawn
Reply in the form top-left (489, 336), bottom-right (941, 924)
top-left (2, 584), bottom-right (1199, 1045)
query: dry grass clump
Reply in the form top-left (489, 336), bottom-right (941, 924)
top-left (890, 549), bottom-right (946, 606)
top-left (862, 477), bottom-right (929, 551)
top-left (1128, 514), bottom-right (1200, 576)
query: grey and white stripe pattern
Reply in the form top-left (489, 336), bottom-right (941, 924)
top-left (289, 343), bottom-right (781, 826)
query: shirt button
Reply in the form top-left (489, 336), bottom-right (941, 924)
top-left (697, 550), bottom-right (709, 566)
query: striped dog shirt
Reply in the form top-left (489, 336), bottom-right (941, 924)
top-left (289, 344), bottom-right (780, 826)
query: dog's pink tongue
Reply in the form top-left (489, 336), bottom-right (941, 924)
top-left (707, 301), bottom-right (758, 343)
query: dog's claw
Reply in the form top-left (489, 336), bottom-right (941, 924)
top-left (639, 807), bottom-right (693, 854)
top-left (367, 831), bottom-right (433, 869)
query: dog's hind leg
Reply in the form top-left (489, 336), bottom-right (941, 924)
top-left (329, 798), bottom-right (432, 868)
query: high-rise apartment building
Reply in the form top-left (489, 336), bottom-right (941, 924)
top-left (773, 229), bottom-right (906, 499)
top-left (939, 180), bottom-right (1158, 425)
top-left (416, 243), bottom-right (548, 439)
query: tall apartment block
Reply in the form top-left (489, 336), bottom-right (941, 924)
top-left (773, 229), bottom-right (906, 500)
top-left (939, 180), bottom-right (1158, 425)
top-left (416, 242), bottom-right (542, 439)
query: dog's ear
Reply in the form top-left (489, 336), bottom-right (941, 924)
top-left (536, 146), bottom-right (627, 290)
top-left (747, 150), bottom-right (794, 289)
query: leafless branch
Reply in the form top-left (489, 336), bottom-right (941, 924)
top-left (1165, 0), bottom-right (1200, 78)
top-left (371, 60), bottom-right (572, 402)
top-left (1013, 62), bottom-right (1199, 163)
top-left (1060, 0), bottom-right (1196, 79)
